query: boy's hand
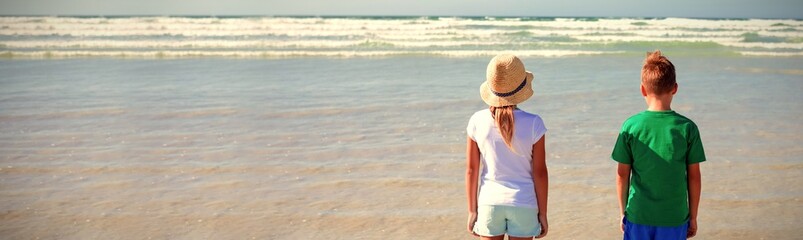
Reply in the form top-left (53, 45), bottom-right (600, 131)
top-left (687, 218), bottom-right (697, 238)
top-left (620, 215), bottom-right (626, 233)
top-left (467, 212), bottom-right (479, 236)
top-left (535, 214), bottom-right (548, 238)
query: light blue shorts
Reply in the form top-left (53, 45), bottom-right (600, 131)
top-left (473, 205), bottom-right (541, 237)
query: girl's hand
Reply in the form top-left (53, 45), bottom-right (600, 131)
top-left (467, 212), bottom-right (479, 236)
top-left (535, 214), bottom-right (548, 238)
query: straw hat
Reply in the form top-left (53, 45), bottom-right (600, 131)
top-left (480, 54), bottom-right (534, 107)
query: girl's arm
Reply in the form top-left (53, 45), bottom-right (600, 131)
top-left (465, 137), bottom-right (480, 235)
top-left (532, 135), bottom-right (548, 238)
top-left (617, 163), bottom-right (631, 232)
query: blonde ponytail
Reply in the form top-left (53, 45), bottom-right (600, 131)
top-left (490, 105), bottom-right (516, 151)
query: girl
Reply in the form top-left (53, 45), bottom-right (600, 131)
top-left (466, 54), bottom-right (548, 239)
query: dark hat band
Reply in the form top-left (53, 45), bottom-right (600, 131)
top-left (490, 76), bottom-right (527, 97)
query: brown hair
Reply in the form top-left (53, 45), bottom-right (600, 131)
top-left (490, 105), bottom-right (516, 151)
top-left (641, 50), bottom-right (676, 95)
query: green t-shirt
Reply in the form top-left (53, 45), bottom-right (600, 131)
top-left (611, 110), bottom-right (706, 226)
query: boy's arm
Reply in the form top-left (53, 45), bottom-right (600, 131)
top-left (616, 163), bottom-right (631, 232)
top-left (465, 137), bottom-right (480, 236)
top-left (687, 163), bottom-right (702, 238)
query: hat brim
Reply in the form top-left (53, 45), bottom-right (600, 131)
top-left (480, 71), bottom-right (534, 107)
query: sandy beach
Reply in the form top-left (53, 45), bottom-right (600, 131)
top-left (0, 55), bottom-right (801, 239)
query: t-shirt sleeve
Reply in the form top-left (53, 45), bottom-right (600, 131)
top-left (466, 114), bottom-right (476, 141)
top-left (686, 124), bottom-right (706, 164)
top-left (611, 125), bottom-right (633, 164)
top-left (532, 115), bottom-right (547, 143)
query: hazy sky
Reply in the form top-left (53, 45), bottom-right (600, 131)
top-left (1, 0), bottom-right (801, 19)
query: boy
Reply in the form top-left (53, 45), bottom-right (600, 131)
top-left (611, 50), bottom-right (706, 240)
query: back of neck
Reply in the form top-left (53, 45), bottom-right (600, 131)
top-left (645, 96), bottom-right (673, 111)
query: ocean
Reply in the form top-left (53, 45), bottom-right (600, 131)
top-left (1, 16), bottom-right (802, 57)
top-left (0, 16), bottom-right (801, 239)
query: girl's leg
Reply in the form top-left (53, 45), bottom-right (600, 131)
top-left (508, 236), bottom-right (533, 240)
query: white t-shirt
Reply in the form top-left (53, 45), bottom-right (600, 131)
top-left (466, 109), bottom-right (547, 209)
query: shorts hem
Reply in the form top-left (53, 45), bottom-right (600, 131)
top-left (472, 230), bottom-right (504, 237)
